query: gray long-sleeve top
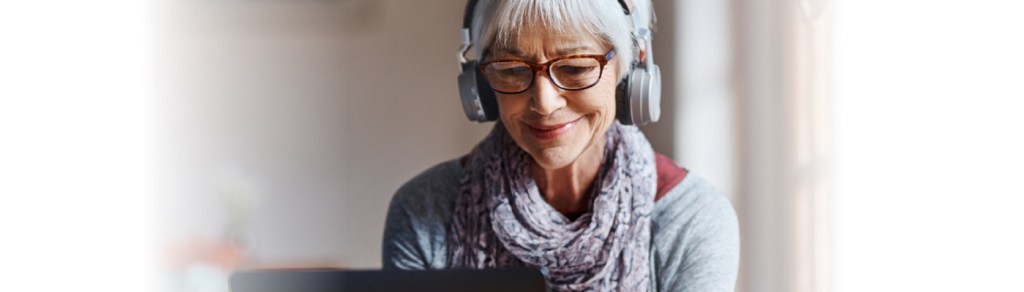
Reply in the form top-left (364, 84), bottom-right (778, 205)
top-left (382, 159), bottom-right (740, 292)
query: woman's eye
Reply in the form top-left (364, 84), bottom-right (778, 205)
top-left (502, 67), bottom-right (531, 75)
top-left (491, 64), bottom-right (531, 77)
top-left (556, 65), bottom-right (595, 75)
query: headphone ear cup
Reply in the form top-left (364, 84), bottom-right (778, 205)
top-left (474, 67), bottom-right (499, 121)
top-left (615, 77), bottom-right (633, 125)
top-left (620, 64), bottom-right (662, 125)
top-left (646, 64), bottom-right (662, 123)
top-left (458, 62), bottom-right (499, 122)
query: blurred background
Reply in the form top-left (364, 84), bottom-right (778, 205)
top-left (2, 0), bottom-right (1022, 291)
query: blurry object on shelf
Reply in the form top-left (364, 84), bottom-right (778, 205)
top-left (164, 162), bottom-right (264, 292)
top-left (216, 163), bottom-right (264, 248)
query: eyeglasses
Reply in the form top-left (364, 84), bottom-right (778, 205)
top-left (480, 50), bottom-right (616, 94)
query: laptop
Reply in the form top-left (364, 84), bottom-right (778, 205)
top-left (229, 268), bottom-right (548, 292)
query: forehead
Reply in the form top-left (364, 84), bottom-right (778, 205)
top-left (490, 26), bottom-right (609, 59)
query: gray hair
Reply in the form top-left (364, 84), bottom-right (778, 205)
top-left (470, 0), bottom-right (654, 80)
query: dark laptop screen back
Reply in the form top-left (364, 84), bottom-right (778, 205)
top-left (230, 268), bottom-right (547, 292)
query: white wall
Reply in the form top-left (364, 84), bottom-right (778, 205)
top-left (834, 1), bottom-right (1024, 291)
top-left (672, 0), bottom-right (737, 202)
top-left (1, 1), bottom-right (150, 291)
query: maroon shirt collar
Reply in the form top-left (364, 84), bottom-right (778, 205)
top-left (655, 153), bottom-right (688, 202)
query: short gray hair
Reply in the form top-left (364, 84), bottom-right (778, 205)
top-left (470, 0), bottom-right (654, 80)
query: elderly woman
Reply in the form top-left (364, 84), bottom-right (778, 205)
top-left (383, 0), bottom-right (738, 291)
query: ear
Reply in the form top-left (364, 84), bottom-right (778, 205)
top-left (638, 47), bottom-right (647, 62)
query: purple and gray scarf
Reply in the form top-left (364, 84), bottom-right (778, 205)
top-left (448, 122), bottom-right (656, 291)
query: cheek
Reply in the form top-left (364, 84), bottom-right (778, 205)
top-left (578, 80), bottom-right (619, 125)
top-left (495, 94), bottom-right (529, 129)
top-left (590, 65), bottom-right (621, 115)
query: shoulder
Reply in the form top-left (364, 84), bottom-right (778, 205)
top-left (391, 158), bottom-right (463, 212)
top-left (652, 173), bottom-right (737, 233)
top-left (652, 154), bottom-right (734, 229)
top-left (651, 172), bottom-right (740, 292)
top-left (382, 158), bottom-right (462, 270)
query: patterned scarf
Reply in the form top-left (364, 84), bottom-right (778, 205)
top-left (448, 122), bottom-right (656, 291)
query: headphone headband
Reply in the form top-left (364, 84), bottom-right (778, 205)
top-left (463, 0), bottom-right (480, 29)
top-left (463, 0), bottom-right (631, 30)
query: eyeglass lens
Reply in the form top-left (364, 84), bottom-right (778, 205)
top-left (483, 57), bottom-right (603, 94)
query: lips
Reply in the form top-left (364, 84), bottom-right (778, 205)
top-left (526, 117), bottom-right (582, 140)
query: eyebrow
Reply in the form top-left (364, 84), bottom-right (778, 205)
top-left (499, 46), bottom-right (597, 60)
top-left (555, 46), bottom-right (593, 56)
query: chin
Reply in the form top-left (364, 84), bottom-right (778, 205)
top-left (527, 148), bottom-right (577, 170)
top-left (522, 134), bottom-right (592, 171)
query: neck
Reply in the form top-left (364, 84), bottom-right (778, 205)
top-left (531, 138), bottom-right (606, 219)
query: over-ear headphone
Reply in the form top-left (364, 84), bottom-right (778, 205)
top-left (457, 0), bottom-right (661, 125)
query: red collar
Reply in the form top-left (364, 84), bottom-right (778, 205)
top-left (655, 153), bottom-right (688, 202)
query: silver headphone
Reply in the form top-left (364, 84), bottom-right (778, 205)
top-left (456, 0), bottom-right (661, 125)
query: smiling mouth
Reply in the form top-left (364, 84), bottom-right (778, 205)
top-left (526, 117), bottom-right (583, 140)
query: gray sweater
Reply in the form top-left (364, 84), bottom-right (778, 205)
top-left (381, 159), bottom-right (739, 292)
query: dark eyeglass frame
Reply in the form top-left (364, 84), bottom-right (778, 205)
top-left (479, 49), bottom-right (617, 94)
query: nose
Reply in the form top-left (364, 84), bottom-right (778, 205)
top-left (527, 70), bottom-right (566, 116)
